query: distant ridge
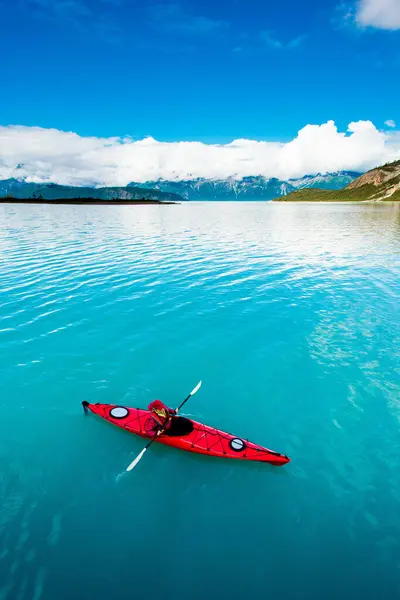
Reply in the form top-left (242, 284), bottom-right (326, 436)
top-left (0, 179), bottom-right (182, 203)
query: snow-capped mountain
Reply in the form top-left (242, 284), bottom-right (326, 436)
top-left (289, 172), bottom-right (362, 191)
top-left (128, 172), bottom-right (362, 201)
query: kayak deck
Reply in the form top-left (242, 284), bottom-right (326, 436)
top-left (85, 403), bottom-right (290, 466)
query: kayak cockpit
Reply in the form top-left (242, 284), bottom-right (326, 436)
top-left (164, 416), bottom-right (194, 437)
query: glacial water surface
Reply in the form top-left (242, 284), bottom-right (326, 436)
top-left (0, 202), bottom-right (399, 600)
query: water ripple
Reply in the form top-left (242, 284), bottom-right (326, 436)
top-left (0, 202), bottom-right (399, 600)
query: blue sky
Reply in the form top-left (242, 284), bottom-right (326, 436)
top-left (0, 0), bottom-right (399, 142)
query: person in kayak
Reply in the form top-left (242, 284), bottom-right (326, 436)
top-left (146, 400), bottom-right (176, 436)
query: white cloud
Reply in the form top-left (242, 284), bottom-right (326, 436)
top-left (1, 120), bottom-right (400, 186)
top-left (385, 119), bottom-right (396, 128)
top-left (356, 0), bottom-right (400, 29)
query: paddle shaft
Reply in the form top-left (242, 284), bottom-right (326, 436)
top-left (125, 380), bottom-right (202, 471)
top-left (143, 385), bottom-right (198, 450)
top-left (176, 393), bottom-right (192, 413)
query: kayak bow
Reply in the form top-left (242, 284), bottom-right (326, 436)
top-left (83, 402), bottom-right (290, 466)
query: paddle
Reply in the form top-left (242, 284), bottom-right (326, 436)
top-left (126, 380), bottom-right (202, 472)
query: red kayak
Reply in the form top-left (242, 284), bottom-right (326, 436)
top-left (83, 402), bottom-right (290, 466)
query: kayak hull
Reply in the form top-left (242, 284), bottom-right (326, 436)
top-left (85, 403), bottom-right (290, 466)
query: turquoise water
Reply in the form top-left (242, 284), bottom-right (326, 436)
top-left (1, 202), bottom-right (399, 600)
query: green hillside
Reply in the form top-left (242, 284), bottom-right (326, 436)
top-left (274, 160), bottom-right (400, 202)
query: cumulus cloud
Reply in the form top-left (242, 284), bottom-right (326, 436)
top-left (356, 0), bottom-right (400, 29)
top-left (1, 120), bottom-right (400, 186)
top-left (385, 119), bottom-right (396, 128)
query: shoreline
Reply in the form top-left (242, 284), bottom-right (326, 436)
top-left (1, 197), bottom-right (398, 205)
top-left (273, 199), bottom-right (400, 204)
top-left (0, 197), bottom-right (177, 205)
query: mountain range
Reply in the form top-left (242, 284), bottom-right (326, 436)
top-left (128, 172), bottom-right (361, 201)
top-left (0, 172), bottom-right (361, 202)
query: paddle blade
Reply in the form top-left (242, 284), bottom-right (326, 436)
top-left (126, 447), bottom-right (147, 472)
top-left (176, 380), bottom-right (202, 412)
top-left (190, 380), bottom-right (202, 396)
